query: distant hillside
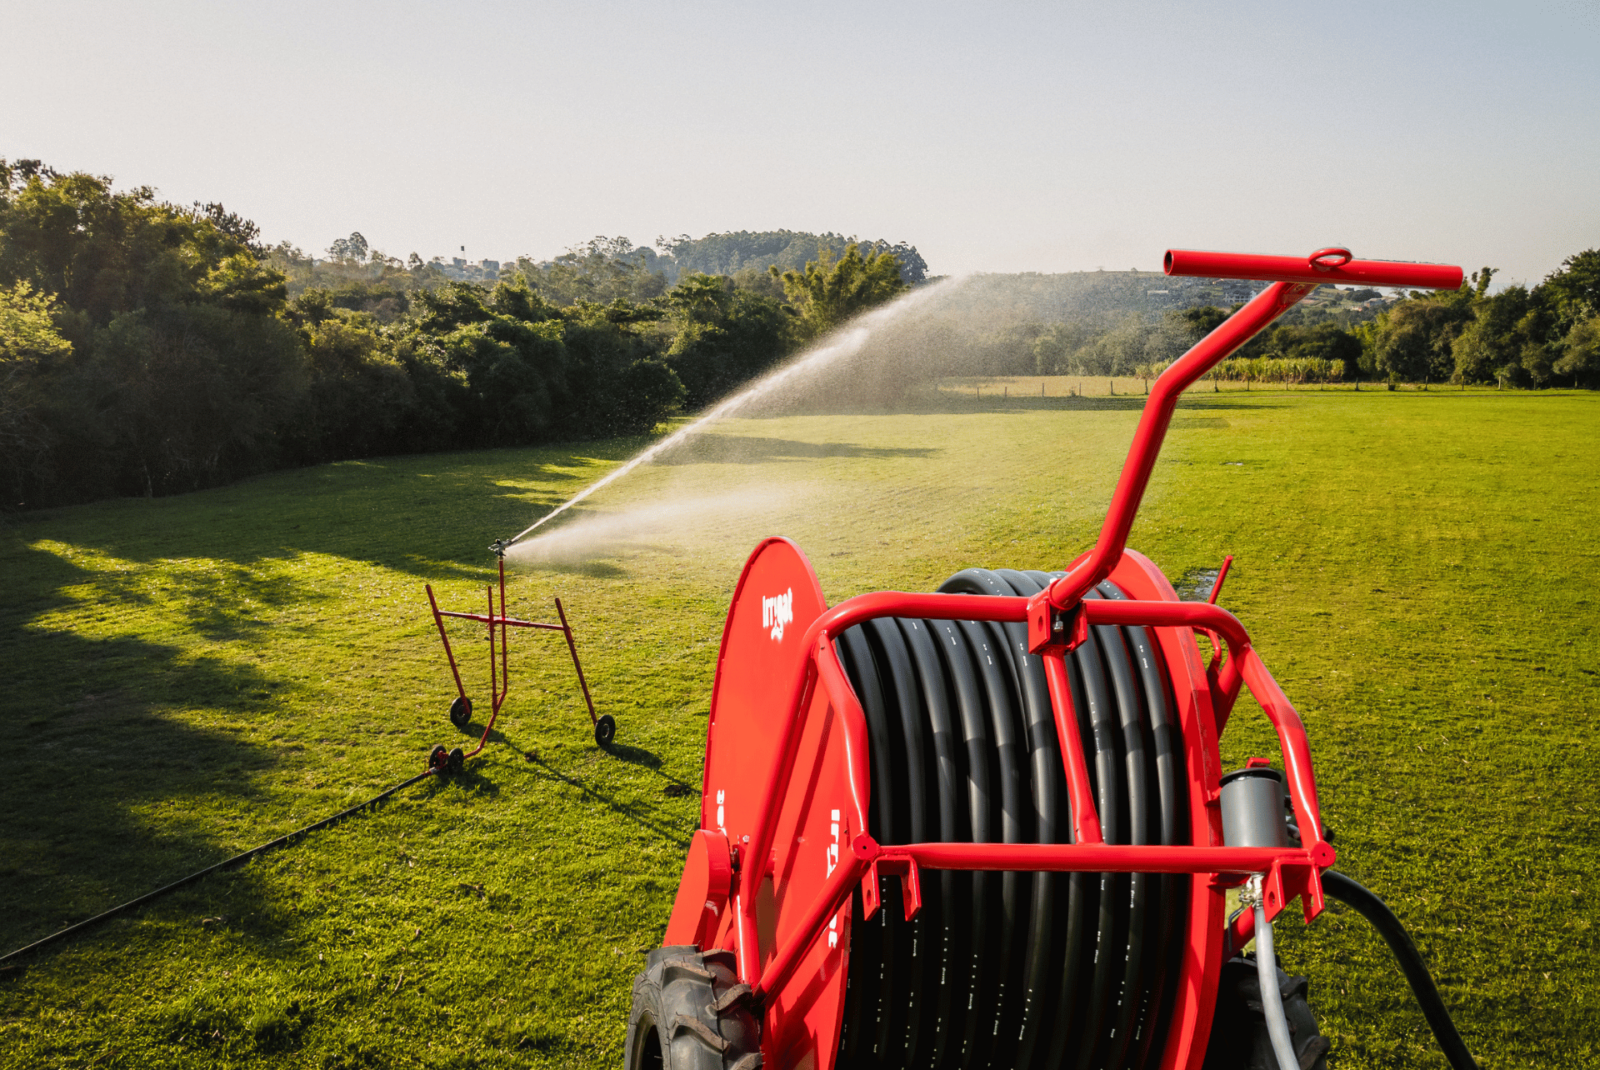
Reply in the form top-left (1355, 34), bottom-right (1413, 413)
top-left (942, 270), bottom-right (1390, 323)
top-left (656, 230), bottom-right (928, 285)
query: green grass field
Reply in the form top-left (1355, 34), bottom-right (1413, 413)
top-left (2, 381), bottom-right (1596, 1068)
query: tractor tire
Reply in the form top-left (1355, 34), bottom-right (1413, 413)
top-left (625, 946), bottom-right (762, 1070)
top-left (1202, 955), bottom-right (1331, 1070)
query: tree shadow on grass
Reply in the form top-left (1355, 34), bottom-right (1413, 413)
top-left (8, 438), bottom-right (664, 582)
top-left (0, 652), bottom-right (284, 953)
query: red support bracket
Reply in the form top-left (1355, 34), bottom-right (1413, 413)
top-left (1264, 841), bottom-right (1336, 924)
top-left (860, 851), bottom-right (923, 923)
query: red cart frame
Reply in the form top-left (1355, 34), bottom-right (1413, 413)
top-left (425, 554), bottom-right (601, 762)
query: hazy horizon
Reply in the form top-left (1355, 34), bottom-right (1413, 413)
top-left (4, 1), bottom-right (1597, 289)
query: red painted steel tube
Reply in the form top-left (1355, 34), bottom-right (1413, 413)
top-left (1035, 281), bottom-right (1313, 622)
top-left (426, 584), bottom-right (469, 704)
top-left (894, 841), bottom-right (1317, 875)
top-left (1042, 651), bottom-right (1104, 844)
top-left (1165, 248), bottom-right (1464, 291)
top-left (750, 835), bottom-right (1317, 1008)
top-left (1084, 598), bottom-right (1249, 650)
top-left (813, 638), bottom-right (874, 836)
top-left (740, 592), bottom-right (1262, 986)
top-left (751, 851), bottom-right (869, 1005)
top-left (434, 609), bottom-right (563, 631)
top-left (555, 597), bottom-right (599, 727)
top-left (1207, 554), bottom-right (1234, 605)
top-left (488, 586), bottom-right (502, 715)
top-left (1238, 648), bottom-right (1324, 842)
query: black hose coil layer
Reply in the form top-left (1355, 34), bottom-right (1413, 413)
top-left (836, 568), bottom-right (1190, 1070)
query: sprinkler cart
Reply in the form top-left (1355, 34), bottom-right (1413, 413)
top-left (424, 539), bottom-right (612, 775)
top-left (627, 249), bottom-right (1481, 1070)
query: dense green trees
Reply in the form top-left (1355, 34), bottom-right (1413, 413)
top-left (769, 243), bottom-right (909, 341)
top-left (1, 162), bottom-right (922, 507)
top-left (1356, 254), bottom-right (1599, 387)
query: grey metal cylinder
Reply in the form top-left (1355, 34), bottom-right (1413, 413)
top-left (1220, 766), bottom-right (1289, 848)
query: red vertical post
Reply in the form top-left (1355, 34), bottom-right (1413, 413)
top-left (426, 584), bottom-right (469, 705)
top-left (554, 598), bottom-right (599, 727)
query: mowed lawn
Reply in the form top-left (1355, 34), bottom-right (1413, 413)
top-left (1, 383), bottom-right (1595, 1068)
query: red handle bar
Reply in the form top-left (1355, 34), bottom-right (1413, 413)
top-left (1165, 248), bottom-right (1464, 290)
top-left (1027, 247), bottom-right (1465, 637)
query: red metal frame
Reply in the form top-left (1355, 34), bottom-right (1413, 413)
top-left (671, 248), bottom-right (1463, 1070)
top-left (425, 556), bottom-right (598, 760)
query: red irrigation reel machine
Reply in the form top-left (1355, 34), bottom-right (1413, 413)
top-left (628, 249), bottom-right (1481, 1070)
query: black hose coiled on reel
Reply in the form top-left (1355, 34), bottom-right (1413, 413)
top-left (836, 568), bottom-right (1189, 1070)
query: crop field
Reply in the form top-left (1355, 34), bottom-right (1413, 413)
top-left (1, 382), bottom-right (1596, 1068)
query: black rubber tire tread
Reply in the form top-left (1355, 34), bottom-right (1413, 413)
top-left (626, 947), bottom-right (763, 1070)
top-left (595, 713), bottom-right (617, 748)
top-left (896, 616), bottom-right (967, 1068)
top-left (449, 695), bottom-right (472, 729)
top-left (1201, 955), bottom-right (1330, 1070)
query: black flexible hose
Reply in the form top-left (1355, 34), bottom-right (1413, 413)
top-left (0, 768), bottom-right (438, 968)
top-left (1321, 870), bottom-right (1481, 1070)
top-left (838, 570), bottom-right (1184, 1070)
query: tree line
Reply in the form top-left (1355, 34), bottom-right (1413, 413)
top-left (904, 262), bottom-right (1599, 389)
top-left (0, 161), bottom-right (909, 507)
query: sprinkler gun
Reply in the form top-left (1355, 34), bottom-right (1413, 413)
top-left (626, 247), bottom-right (1481, 1070)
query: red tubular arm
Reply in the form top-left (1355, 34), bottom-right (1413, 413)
top-left (1165, 248), bottom-right (1463, 290)
top-left (1032, 280), bottom-right (1312, 626)
top-left (1028, 248), bottom-right (1465, 650)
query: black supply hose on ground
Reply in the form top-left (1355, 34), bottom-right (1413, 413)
top-left (0, 768), bottom-right (439, 969)
top-left (1321, 870), bottom-right (1481, 1070)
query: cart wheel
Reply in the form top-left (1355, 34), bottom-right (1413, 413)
top-left (448, 747), bottom-right (465, 773)
top-left (594, 714), bottom-right (616, 748)
top-left (427, 744), bottom-right (449, 773)
top-left (449, 696), bottom-right (472, 729)
top-left (1204, 955), bottom-right (1330, 1070)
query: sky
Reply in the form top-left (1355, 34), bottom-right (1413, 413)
top-left (4, 0), bottom-right (1597, 288)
